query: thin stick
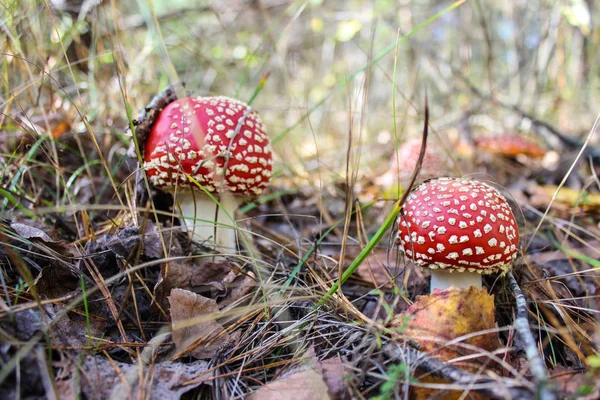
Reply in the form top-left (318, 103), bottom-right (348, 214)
top-left (507, 271), bottom-right (557, 400)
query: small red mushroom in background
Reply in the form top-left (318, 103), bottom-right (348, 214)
top-left (376, 138), bottom-right (450, 189)
top-left (475, 134), bottom-right (546, 159)
top-left (397, 177), bottom-right (519, 291)
top-left (143, 96), bottom-right (273, 250)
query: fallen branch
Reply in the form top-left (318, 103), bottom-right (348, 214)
top-left (507, 271), bottom-right (557, 400)
top-left (384, 343), bottom-right (534, 399)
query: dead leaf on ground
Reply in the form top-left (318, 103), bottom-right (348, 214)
top-left (527, 183), bottom-right (600, 212)
top-left (0, 303), bottom-right (106, 346)
top-left (10, 222), bottom-right (55, 242)
top-left (247, 348), bottom-right (350, 400)
top-left (55, 354), bottom-right (211, 400)
top-left (155, 259), bottom-right (256, 311)
top-left (315, 356), bottom-right (350, 400)
top-left (321, 244), bottom-right (427, 292)
top-left (551, 366), bottom-right (600, 400)
top-left (45, 304), bottom-right (107, 348)
top-left (168, 288), bottom-right (234, 359)
top-left (247, 369), bottom-right (331, 400)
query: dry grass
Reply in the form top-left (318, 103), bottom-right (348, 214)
top-left (1, 0), bottom-right (600, 398)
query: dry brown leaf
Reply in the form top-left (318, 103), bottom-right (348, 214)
top-left (528, 183), bottom-right (600, 211)
top-left (316, 356), bottom-right (350, 400)
top-left (353, 248), bottom-right (396, 289)
top-left (247, 347), bottom-right (350, 400)
top-left (247, 369), bottom-right (331, 400)
top-left (10, 222), bottom-right (54, 242)
top-left (168, 288), bottom-right (232, 359)
top-left (552, 366), bottom-right (600, 399)
top-left (46, 304), bottom-right (107, 348)
top-left (155, 259), bottom-right (255, 311)
top-left (55, 355), bottom-right (211, 400)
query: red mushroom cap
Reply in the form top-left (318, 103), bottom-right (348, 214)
top-left (376, 138), bottom-right (449, 188)
top-left (396, 178), bottom-right (519, 274)
top-left (143, 96), bottom-right (273, 196)
top-left (475, 135), bottom-right (546, 158)
top-left (393, 138), bottom-right (449, 183)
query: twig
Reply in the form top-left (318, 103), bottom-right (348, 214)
top-left (384, 343), bottom-right (534, 399)
top-left (507, 271), bottom-right (557, 400)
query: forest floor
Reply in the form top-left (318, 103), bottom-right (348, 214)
top-left (1, 1), bottom-right (600, 399)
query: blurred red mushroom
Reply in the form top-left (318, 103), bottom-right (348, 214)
top-left (475, 134), bottom-right (546, 158)
top-left (143, 96), bottom-right (273, 250)
top-left (376, 138), bottom-right (450, 189)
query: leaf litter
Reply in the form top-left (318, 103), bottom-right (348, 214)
top-left (2, 2), bottom-right (600, 399)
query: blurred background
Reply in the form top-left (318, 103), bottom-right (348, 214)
top-left (3, 0), bottom-right (598, 199)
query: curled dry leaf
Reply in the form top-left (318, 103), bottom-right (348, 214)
top-left (168, 288), bottom-right (234, 360)
top-left (392, 286), bottom-right (500, 400)
top-left (55, 355), bottom-right (211, 400)
top-left (7, 220), bottom-right (73, 263)
top-left (534, 184), bottom-right (600, 208)
top-left (155, 259), bottom-right (255, 311)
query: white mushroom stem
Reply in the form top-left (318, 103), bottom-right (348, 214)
top-left (173, 191), bottom-right (241, 251)
top-left (429, 269), bottom-right (482, 291)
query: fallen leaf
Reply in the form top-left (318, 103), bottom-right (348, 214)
top-left (316, 356), bottom-right (350, 400)
top-left (155, 259), bottom-right (255, 311)
top-left (168, 288), bottom-right (232, 359)
top-left (10, 222), bottom-right (54, 242)
top-left (392, 287), bottom-right (500, 400)
top-left (247, 347), bottom-right (350, 400)
top-left (528, 183), bottom-right (600, 210)
top-left (55, 355), bottom-right (211, 400)
top-left (45, 304), bottom-right (107, 348)
top-left (551, 366), bottom-right (600, 400)
top-left (247, 369), bottom-right (331, 400)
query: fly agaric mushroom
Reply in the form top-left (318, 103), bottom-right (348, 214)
top-left (143, 96), bottom-right (273, 250)
top-left (393, 177), bottom-right (519, 398)
top-left (376, 138), bottom-right (450, 189)
top-left (475, 134), bottom-right (546, 158)
top-left (396, 177), bottom-right (519, 291)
